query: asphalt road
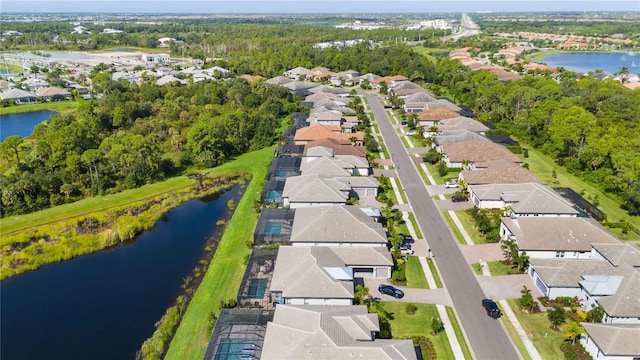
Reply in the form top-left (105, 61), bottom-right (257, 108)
top-left (366, 94), bottom-right (520, 360)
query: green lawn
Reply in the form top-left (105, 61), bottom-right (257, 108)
top-left (412, 46), bottom-right (451, 61)
top-left (454, 210), bottom-right (492, 244)
top-left (472, 261), bottom-right (520, 276)
top-left (423, 163), bottom-right (460, 185)
top-left (393, 177), bottom-right (409, 204)
top-left (381, 302), bottom-right (457, 360)
top-left (442, 211), bottom-right (466, 245)
top-left (505, 299), bottom-right (565, 360)
top-left (1, 147), bottom-right (275, 235)
top-left (427, 258), bottom-right (443, 288)
top-left (471, 263), bottom-right (482, 275)
top-left (416, 163), bottom-right (433, 185)
top-left (407, 212), bottom-right (423, 239)
top-left (500, 307), bottom-right (533, 360)
top-left (405, 256), bottom-right (429, 289)
top-left (165, 148), bottom-right (274, 360)
top-left (0, 101), bottom-right (79, 115)
top-left (0, 63), bottom-right (24, 73)
top-left (445, 307), bottom-right (473, 360)
top-left (521, 148), bottom-right (640, 231)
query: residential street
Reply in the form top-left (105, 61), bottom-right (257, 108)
top-left (366, 93), bottom-right (520, 360)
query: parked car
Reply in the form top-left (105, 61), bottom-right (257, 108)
top-left (379, 284), bottom-right (404, 299)
top-left (482, 299), bottom-right (502, 319)
top-left (444, 180), bottom-right (459, 188)
top-left (401, 234), bottom-right (415, 245)
top-left (451, 195), bottom-right (469, 202)
top-left (399, 248), bottom-right (414, 255)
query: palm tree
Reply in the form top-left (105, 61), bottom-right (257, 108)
top-left (562, 322), bottom-right (584, 345)
top-left (354, 284), bottom-right (371, 305)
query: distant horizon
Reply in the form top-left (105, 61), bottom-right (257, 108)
top-left (1, 1), bottom-right (639, 14)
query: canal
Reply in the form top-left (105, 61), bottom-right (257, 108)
top-left (0, 184), bottom-right (243, 359)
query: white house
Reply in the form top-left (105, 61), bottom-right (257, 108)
top-left (289, 205), bottom-right (388, 247)
top-left (580, 323), bottom-right (640, 360)
top-left (281, 174), bottom-right (349, 208)
top-left (269, 246), bottom-right (392, 305)
top-left (500, 217), bottom-right (620, 259)
top-left (141, 53), bottom-right (170, 63)
top-left (468, 183), bottom-right (579, 217)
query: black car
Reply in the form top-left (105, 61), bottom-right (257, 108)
top-left (379, 284), bottom-right (404, 299)
top-left (451, 195), bottom-right (469, 202)
top-left (482, 299), bottom-right (502, 319)
top-left (400, 234), bottom-right (415, 244)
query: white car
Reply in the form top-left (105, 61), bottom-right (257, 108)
top-left (444, 181), bottom-right (459, 188)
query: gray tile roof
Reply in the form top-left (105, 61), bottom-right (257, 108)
top-left (437, 117), bottom-right (489, 132)
top-left (261, 305), bottom-right (417, 360)
top-left (300, 157), bottom-right (352, 177)
top-left (581, 323), bottom-right (640, 356)
top-left (290, 205), bottom-right (388, 244)
top-left (469, 183), bottom-right (578, 215)
top-left (402, 92), bottom-right (437, 103)
top-left (592, 242), bottom-right (640, 267)
top-left (335, 176), bottom-right (379, 189)
top-left (436, 129), bottom-right (489, 145)
top-left (0, 88), bottom-right (37, 100)
top-left (442, 140), bottom-right (521, 164)
top-left (282, 174), bottom-right (349, 204)
top-left (502, 217), bottom-right (621, 252)
top-left (529, 258), bottom-right (613, 287)
top-left (595, 271), bottom-right (640, 318)
top-left (270, 247), bottom-right (354, 298)
top-left (424, 99), bottom-right (462, 112)
top-left (462, 164), bottom-right (542, 185)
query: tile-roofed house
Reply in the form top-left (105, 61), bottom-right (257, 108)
top-left (266, 75), bottom-right (293, 85)
top-left (307, 110), bottom-right (344, 126)
top-left (527, 258), bottom-right (615, 299)
top-left (389, 80), bottom-right (421, 92)
top-left (261, 305), bottom-right (417, 360)
top-left (417, 109), bottom-right (460, 127)
top-left (35, 86), bottom-right (71, 101)
top-left (282, 174), bottom-right (350, 208)
top-left (300, 156), bottom-right (352, 177)
top-left (294, 125), bottom-right (363, 145)
top-left (500, 217), bottom-right (621, 259)
top-left (303, 138), bottom-right (367, 157)
top-left (403, 101), bottom-right (429, 113)
top-left (203, 66), bottom-right (232, 77)
top-left (441, 140), bottom-right (521, 168)
top-left (290, 205), bottom-right (388, 247)
top-left (460, 162), bottom-right (542, 185)
top-left (402, 91), bottom-right (438, 103)
top-left (269, 246), bottom-right (393, 305)
top-left (308, 84), bottom-right (350, 95)
top-left (306, 67), bottom-right (336, 82)
top-left (434, 116), bottom-right (489, 133)
top-left (467, 183), bottom-right (579, 217)
top-left (0, 88), bottom-right (38, 104)
top-left (283, 66), bottom-right (310, 80)
top-left (335, 176), bottom-right (379, 198)
top-left (423, 99), bottom-right (461, 113)
top-left (156, 75), bottom-right (187, 86)
top-left (0, 80), bottom-right (14, 91)
top-left (591, 243), bottom-right (640, 268)
top-left (21, 77), bottom-right (49, 91)
top-left (581, 323), bottom-right (640, 359)
top-left (595, 271), bottom-right (640, 324)
top-left (393, 87), bottom-right (430, 97)
top-left (372, 75), bottom-right (409, 89)
top-left (305, 92), bottom-right (344, 105)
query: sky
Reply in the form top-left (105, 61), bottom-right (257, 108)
top-left (1, 1), bottom-right (639, 14)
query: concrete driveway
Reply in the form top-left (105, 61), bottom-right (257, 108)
top-left (363, 278), bottom-right (453, 306)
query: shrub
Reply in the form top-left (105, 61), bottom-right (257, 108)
top-left (405, 303), bottom-right (418, 315)
top-left (430, 317), bottom-right (444, 335)
top-left (437, 162), bottom-right (448, 177)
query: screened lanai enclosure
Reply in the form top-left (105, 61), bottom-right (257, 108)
top-left (202, 308), bottom-right (274, 360)
top-left (253, 208), bottom-right (294, 245)
top-left (237, 247), bottom-right (279, 309)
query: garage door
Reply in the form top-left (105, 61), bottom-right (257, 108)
top-left (353, 267), bottom-right (374, 278)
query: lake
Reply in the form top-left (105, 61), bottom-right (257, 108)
top-left (0, 110), bottom-right (56, 142)
top-left (0, 185), bottom-right (243, 360)
top-left (538, 52), bottom-right (639, 74)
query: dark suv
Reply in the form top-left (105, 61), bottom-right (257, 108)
top-left (451, 195), bottom-right (469, 202)
top-left (482, 299), bottom-right (502, 319)
top-left (379, 284), bottom-right (404, 299)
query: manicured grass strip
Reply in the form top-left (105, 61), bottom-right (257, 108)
top-left (0, 147), bottom-right (275, 236)
top-left (400, 136), bottom-right (410, 148)
top-left (427, 258), bottom-right (443, 288)
top-left (500, 308), bottom-right (533, 360)
top-left (522, 147), bottom-right (639, 229)
top-left (0, 101), bottom-right (79, 115)
top-left (471, 263), bottom-right (482, 275)
top-left (382, 302), bottom-right (455, 360)
top-left (446, 306), bottom-right (473, 360)
top-left (385, 187), bottom-right (399, 205)
top-left (405, 256), bottom-right (429, 289)
top-left (486, 261), bottom-right (521, 275)
top-left (416, 164), bottom-right (432, 185)
top-left (165, 148), bottom-right (274, 360)
top-left (393, 177), bottom-right (408, 204)
top-left (505, 299), bottom-right (565, 360)
top-left (407, 212), bottom-right (423, 239)
top-left (442, 212), bottom-right (466, 245)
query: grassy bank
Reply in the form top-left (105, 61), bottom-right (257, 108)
top-left (0, 63), bottom-right (25, 73)
top-left (521, 147), bottom-right (640, 230)
top-left (164, 147), bottom-right (274, 360)
top-left (505, 299), bottom-right (565, 359)
top-left (527, 49), bottom-right (628, 61)
top-left (0, 101), bottom-right (79, 115)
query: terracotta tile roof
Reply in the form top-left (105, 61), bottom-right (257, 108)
top-left (35, 86), bottom-right (70, 97)
top-left (442, 140), bottom-right (521, 164)
top-left (417, 108), bottom-right (460, 121)
top-left (294, 125), bottom-right (363, 144)
top-left (372, 75), bottom-right (409, 85)
top-left (461, 164), bottom-right (542, 185)
top-left (624, 82), bottom-right (640, 90)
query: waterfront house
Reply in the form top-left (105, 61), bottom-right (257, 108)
top-left (0, 88), bottom-right (38, 104)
